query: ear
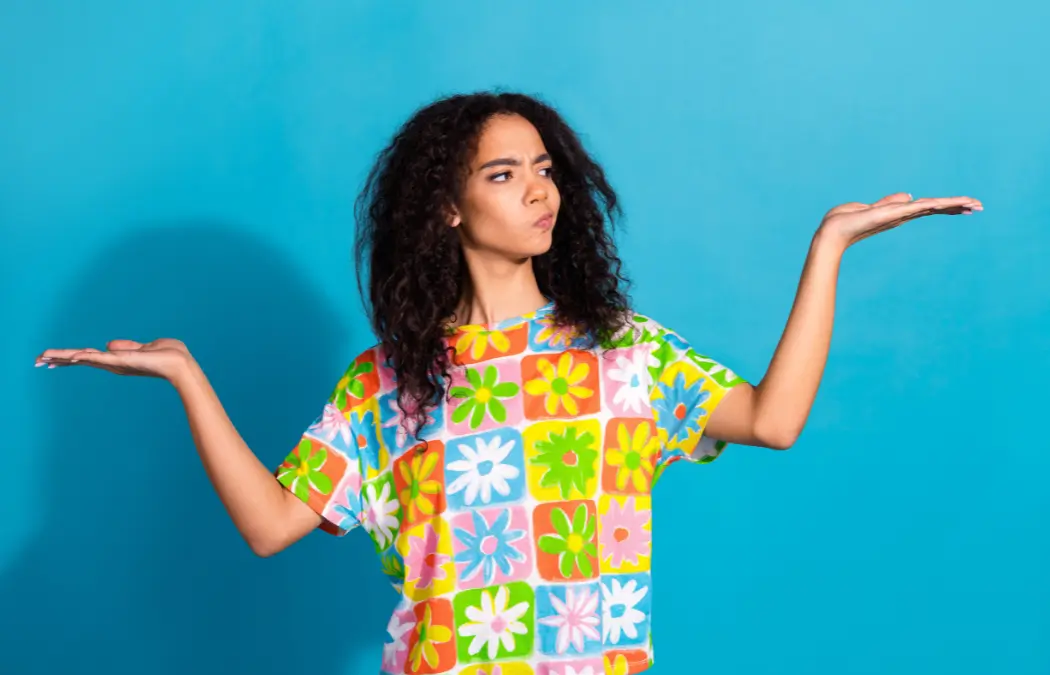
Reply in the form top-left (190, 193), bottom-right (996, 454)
top-left (445, 203), bottom-right (462, 228)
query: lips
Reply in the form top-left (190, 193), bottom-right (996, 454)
top-left (534, 213), bottom-right (554, 229)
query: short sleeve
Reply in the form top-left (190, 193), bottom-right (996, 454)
top-left (646, 323), bottom-right (747, 479)
top-left (274, 355), bottom-right (380, 536)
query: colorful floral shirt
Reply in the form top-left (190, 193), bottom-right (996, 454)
top-left (275, 302), bottom-right (746, 675)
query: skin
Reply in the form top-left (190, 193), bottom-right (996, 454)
top-left (34, 113), bottom-right (984, 555)
top-left (447, 113), bottom-right (560, 328)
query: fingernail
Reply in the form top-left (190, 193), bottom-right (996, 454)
top-left (47, 364), bottom-right (57, 369)
top-left (35, 362), bottom-right (46, 368)
top-left (41, 357), bottom-right (51, 361)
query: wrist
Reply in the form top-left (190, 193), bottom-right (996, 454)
top-left (812, 223), bottom-right (850, 257)
top-left (168, 351), bottom-right (201, 391)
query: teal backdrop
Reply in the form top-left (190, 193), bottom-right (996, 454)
top-left (2, 2), bottom-right (1047, 674)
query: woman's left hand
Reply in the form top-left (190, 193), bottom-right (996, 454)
top-left (819, 192), bottom-right (983, 249)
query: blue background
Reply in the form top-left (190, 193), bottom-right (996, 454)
top-left (2, 2), bottom-right (1047, 674)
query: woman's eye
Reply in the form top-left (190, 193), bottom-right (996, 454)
top-left (489, 172), bottom-right (510, 182)
top-left (539, 166), bottom-right (554, 178)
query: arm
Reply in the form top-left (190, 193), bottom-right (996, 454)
top-left (37, 338), bottom-right (321, 557)
top-left (172, 356), bottom-right (322, 557)
top-left (705, 192), bottom-right (983, 450)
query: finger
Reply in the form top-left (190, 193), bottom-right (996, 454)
top-left (826, 202), bottom-right (869, 216)
top-left (68, 350), bottom-right (124, 365)
top-left (108, 339), bottom-right (143, 350)
top-left (36, 348), bottom-right (91, 363)
top-left (871, 192), bottom-right (913, 207)
top-left (882, 196), bottom-right (981, 220)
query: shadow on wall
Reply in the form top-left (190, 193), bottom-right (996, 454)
top-left (1, 224), bottom-right (393, 675)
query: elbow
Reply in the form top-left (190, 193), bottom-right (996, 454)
top-left (248, 539), bottom-right (278, 558)
top-left (753, 423), bottom-right (800, 451)
top-left (247, 533), bottom-right (288, 558)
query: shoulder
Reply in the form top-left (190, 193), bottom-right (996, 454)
top-left (325, 341), bottom-right (390, 410)
top-left (600, 309), bottom-right (685, 350)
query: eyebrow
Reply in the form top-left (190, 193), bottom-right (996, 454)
top-left (477, 153), bottom-right (551, 171)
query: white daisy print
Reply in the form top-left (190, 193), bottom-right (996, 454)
top-left (457, 585), bottom-right (530, 659)
top-left (607, 351), bottom-right (656, 414)
top-left (446, 435), bottom-right (520, 506)
top-left (381, 611), bottom-right (414, 672)
top-left (361, 480), bottom-right (399, 548)
top-left (601, 578), bottom-right (648, 644)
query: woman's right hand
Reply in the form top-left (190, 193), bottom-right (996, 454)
top-left (36, 338), bottom-right (192, 382)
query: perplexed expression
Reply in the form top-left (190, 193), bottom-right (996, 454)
top-left (450, 113), bottom-right (561, 259)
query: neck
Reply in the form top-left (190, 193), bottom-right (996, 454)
top-left (453, 250), bottom-right (548, 327)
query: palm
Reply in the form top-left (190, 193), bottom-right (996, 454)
top-left (36, 338), bottom-right (190, 380)
top-left (821, 192), bottom-right (982, 247)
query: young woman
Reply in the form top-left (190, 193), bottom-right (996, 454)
top-left (36, 91), bottom-right (982, 675)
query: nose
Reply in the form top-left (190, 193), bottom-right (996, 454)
top-left (525, 174), bottom-right (548, 204)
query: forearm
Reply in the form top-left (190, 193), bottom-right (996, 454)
top-left (752, 227), bottom-right (847, 447)
top-left (170, 356), bottom-right (314, 555)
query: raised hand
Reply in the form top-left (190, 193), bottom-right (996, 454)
top-left (819, 192), bottom-right (983, 248)
top-left (35, 338), bottom-right (191, 382)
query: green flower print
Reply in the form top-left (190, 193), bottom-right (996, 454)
top-left (333, 359), bottom-right (374, 409)
top-left (380, 550), bottom-right (405, 584)
top-left (531, 427), bottom-right (598, 499)
top-left (450, 365), bottom-right (519, 429)
top-left (538, 503), bottom-right (598, 578)
top-left (276, 439), bottom-right (332, 501)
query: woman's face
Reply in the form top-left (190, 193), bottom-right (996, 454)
top-left (450, 113), bottom-right (561, 260)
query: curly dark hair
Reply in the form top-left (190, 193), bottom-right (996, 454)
top-left (354, 90), bottom-right (631, 440)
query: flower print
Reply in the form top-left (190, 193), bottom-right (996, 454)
top-left (361, 480), bottom-right (400, 548)
top-left (455, 325), bottom-right (512, 361)
top-left (404, 524), bottom-right (452, 591)
top-left (349, 408), bottom-right (382, 471)
top-left (533, 315), bottom-right (583, 349)
top-left (454, 509), bottom-right (526, 585)
top-left (276, 439), bottom-right (332, 501)
top-left (565, 667), bottom-right (598, 675)
top-left (332, 479), bottom-right (364, 530)
top-left (607, 351), bottom-right (656, 414)
top-left (398, 451), bottom-right (442, 521)
top-left (457, 586), bottom-right (530, 659)
top-left (599, 497), bottom-right (651, 568)
top-left (447, 435), bottom-right (519, 506)
top-left (380, 550), bottom-right (405, 585)
top-left (311, 403), bottom-right (352, 448)
top-left (525, 352), bottom-right (594, 416)
top-left (451, 365), bottom-right (520, 429)
top-left (409, 603), bottom-right (452, 672)
top-left (334, 358), bottom-right (375, 409)
top-left (382, 394), bottom-right (440, 450)
top-left (606, 423), bottom-right (658, 492)
top-left (603, 654), bottom-right (630, 675)
top-left (652, 371), bottom-right (711, 443)
top-left (601, 578), bottom-right (648, 644)
top-left (537, 586), bottom-right (601, 654)
top-left (531, 426), bottom-right (598, 499)
top-left (538, 504), bottom-right (598, 578)
top-left (382, 612), bottom-right (414, 673)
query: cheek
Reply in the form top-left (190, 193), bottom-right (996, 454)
top-left (463, 193), bottom-right (518, 240)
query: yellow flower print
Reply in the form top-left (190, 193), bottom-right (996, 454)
top-left (398, 451), bottom-right (442, 521)
top-left (455, 325), bottom-right (511, 361)
top-left (534, 315), bottom-right (581, 348)
top-left (525, 352), bottom-right (594, 416)
top-left (408, 603), bottom-right (452, 672)
top-left (606, 422), bottom-right (658, 492)
top-left (604, 653), bottom-right (630, 675)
